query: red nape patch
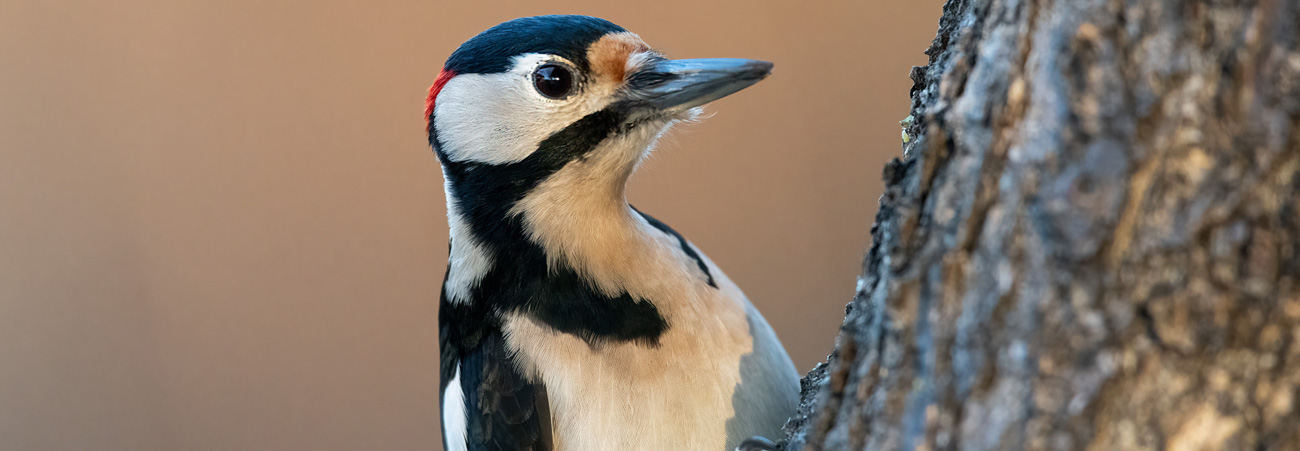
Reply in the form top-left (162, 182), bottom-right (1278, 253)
top-left (425, 69), bottom-right (457, 123)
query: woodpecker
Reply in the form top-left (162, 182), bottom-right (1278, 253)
top-left (428, 15), bottom-right (799, 451)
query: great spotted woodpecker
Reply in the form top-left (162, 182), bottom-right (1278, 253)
top-left (428, 15), bottom-right (799, 451)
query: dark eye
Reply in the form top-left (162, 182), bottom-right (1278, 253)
top-left (532, 64), bottom-right (574, 99)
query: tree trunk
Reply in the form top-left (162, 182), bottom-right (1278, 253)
top-left (782, 0), bottom-right (1300, 449)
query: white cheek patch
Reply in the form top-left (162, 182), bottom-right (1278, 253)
top-left (433, 73), bottom-right (552, 164)
top-left (433, 54), bottom-right (610, 165)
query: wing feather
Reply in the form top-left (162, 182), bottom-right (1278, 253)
top-left (442, 296), bottom-right (552, 451)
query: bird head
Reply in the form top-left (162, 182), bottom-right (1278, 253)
top-left (426, 15), bottom-right (772, 218)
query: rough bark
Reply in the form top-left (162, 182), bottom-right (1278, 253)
top-left (783, 0), bottom-right (1300, 449)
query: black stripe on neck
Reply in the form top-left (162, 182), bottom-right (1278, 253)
top-left (632, 206), bottom-right (717, 288)
top-left (435, 107), bottom-right (629, 247)
top-left (436, 106), bottom-right (668, 346)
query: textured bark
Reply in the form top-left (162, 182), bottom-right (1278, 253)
top-left (783, 0), bottom-right (1300, 449)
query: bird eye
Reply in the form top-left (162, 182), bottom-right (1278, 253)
top-left (532, 64), bottom-right (574, 99)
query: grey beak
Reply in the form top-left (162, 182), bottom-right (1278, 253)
top-left (625, 58), bottom-right (774, 112)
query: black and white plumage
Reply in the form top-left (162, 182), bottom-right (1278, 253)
top-left (428, 15), bottom-right (799, 451)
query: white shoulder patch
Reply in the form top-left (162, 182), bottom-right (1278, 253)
top-left (433, 53), bottom-right (610, 165)
top-left (443, 176), bottom-right (493, 304)
top-left (442, 365), bottom-right (468, 451)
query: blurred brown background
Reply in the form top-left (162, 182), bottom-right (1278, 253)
top-left (0, 1), bottom-right (942, 449)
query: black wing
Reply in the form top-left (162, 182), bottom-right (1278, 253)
top-left (441, 294), bottom-right (552, 451)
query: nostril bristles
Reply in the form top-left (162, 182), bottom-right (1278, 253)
top-left (627, 70), bottom-right (677, 89)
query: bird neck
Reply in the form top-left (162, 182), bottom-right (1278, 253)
top-left (440, 149), bottom-right (672, 346)
top-left (507, 143), bottom-right (646, 272)
top-left (441, 118), bottom-right (673, 297)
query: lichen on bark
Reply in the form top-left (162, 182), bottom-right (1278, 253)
top-left (783, 0), bottom-right (1300, 449)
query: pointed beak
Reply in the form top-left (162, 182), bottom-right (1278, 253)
top-left (624, 58), bottom-right (774, 112)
